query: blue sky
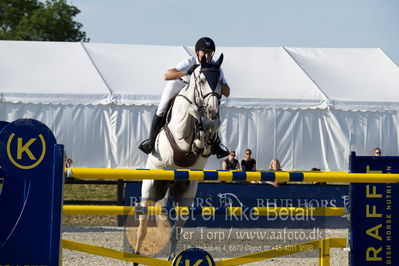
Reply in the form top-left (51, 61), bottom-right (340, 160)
top-left (72, 0), bottom-right (399, 65)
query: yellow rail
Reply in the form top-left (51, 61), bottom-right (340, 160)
top-left (63, 205), bottom-right (345, 217)
top-left (62, 239), bottom-right (170, 265)
top-left (68, 168), bottom-right (399, 183)
top-left (215, 237), bottom-right (347, 266)
top-left (63, 238), bottom-right (347, 265)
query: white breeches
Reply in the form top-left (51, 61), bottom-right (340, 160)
top-left (156, 80), bottom-right (187, 116)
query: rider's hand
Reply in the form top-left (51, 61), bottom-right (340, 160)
top-left (186, 64), bottom-right (200, 75)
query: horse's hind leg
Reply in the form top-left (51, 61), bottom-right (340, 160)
top-left (168, 213), bottom-right (188, 261)
top-left (133, 199), bottom-right (153, 266)
top-left (134, 180), bottom-right (168, 266)
top-left (168, 181), bottom-right (198, 261)
top-left (134, 199), bottom-right (153, 252)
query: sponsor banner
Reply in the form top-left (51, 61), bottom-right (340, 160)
top-left (350, 152), bottom-right (399, 266)
top-left (125, 182), bottom-right (349, 228)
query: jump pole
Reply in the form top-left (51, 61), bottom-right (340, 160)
top-left (69, 168), bottom-right (399, 183)
top-left (63, 205), bottom-right (346, 217)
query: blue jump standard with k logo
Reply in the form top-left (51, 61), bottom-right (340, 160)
top-left (172, 248), bottom-right (215, 266)
top-left (0, 119), bottom-right (64, 266)
top-left (349, 151), bottom-right (399, 266)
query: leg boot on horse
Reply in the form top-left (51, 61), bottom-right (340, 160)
top-left (139, 114), bottom-right (164, 154)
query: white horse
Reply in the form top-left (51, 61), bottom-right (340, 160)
top-left (135, 54), bottom-right (224, 262)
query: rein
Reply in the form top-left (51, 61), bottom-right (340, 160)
top-left (176, 95), bottom-right (193, 105)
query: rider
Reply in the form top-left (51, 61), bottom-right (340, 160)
top-left (139, 37), bottom-right (230, 158)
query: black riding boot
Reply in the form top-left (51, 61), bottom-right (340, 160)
top-left (211, 134), bottom-right (230, 159)
top-left (138, 114), bottom-right (164, 154)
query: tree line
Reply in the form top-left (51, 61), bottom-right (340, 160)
top-left (0, 0), bottom-right (88, 41)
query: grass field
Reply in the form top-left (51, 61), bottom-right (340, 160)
top-left (63, 183), bottom-right (118, 226)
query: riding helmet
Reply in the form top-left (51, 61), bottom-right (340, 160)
top-left (195, 37), bottom-right (216, 52)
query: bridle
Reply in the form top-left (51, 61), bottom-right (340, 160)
top-left (199, 68), bottom-right (222, 100)
top-left (191, 68), bottom-right (222, 115)
top-left (177, 67), bottom-right (222, 110)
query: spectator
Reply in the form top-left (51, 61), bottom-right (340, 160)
top-left (269, 159), bottom-right (282, 171)
top-left (241, 149), bottom-right (256, 171)
top-left (222, 151), bottom-right (240, 170)
top-left (311, 167), bottom-right (325, 185)
top-left (64, 157), bottom-right (73, 168)
top-left (374, 147), bottom-right (382, 156)
top-left (63, 154), bottom-right (74, 179)
top-left (267, 159), bottom-right (281, 188)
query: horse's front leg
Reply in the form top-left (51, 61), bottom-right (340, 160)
top-left (193, 130), bottom-right (205, 155)
top-left (209, 122), bottom-right (220, 141)
top-left (199, 118), bottom-right (220, 157)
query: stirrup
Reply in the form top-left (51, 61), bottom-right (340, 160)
top-left (215, 144), bottom-right (230, 159)
top-left (211, 139), bottom-right (229, 159)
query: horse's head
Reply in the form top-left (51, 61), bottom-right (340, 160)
top-left (191, 54), bottom-right (224, 121)
top-left (174, 54), bottom-right (224, 155)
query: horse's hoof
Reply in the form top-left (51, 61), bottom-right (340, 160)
top-left (133, 251), bottom-right (141, 266)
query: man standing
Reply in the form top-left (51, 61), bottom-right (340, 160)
top-left (374, 147), bottom-right (382, 156)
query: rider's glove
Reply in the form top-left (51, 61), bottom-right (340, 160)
top-left (186, 64), bottom-right (200, 75)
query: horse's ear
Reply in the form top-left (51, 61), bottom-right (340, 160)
top-left (215, 53), bottom-right (224, 67)
top-left (200, 55), bottom-right (207, 67)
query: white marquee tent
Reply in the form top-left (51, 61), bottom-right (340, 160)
top-left (1, 40), bottom-right (399, 171)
